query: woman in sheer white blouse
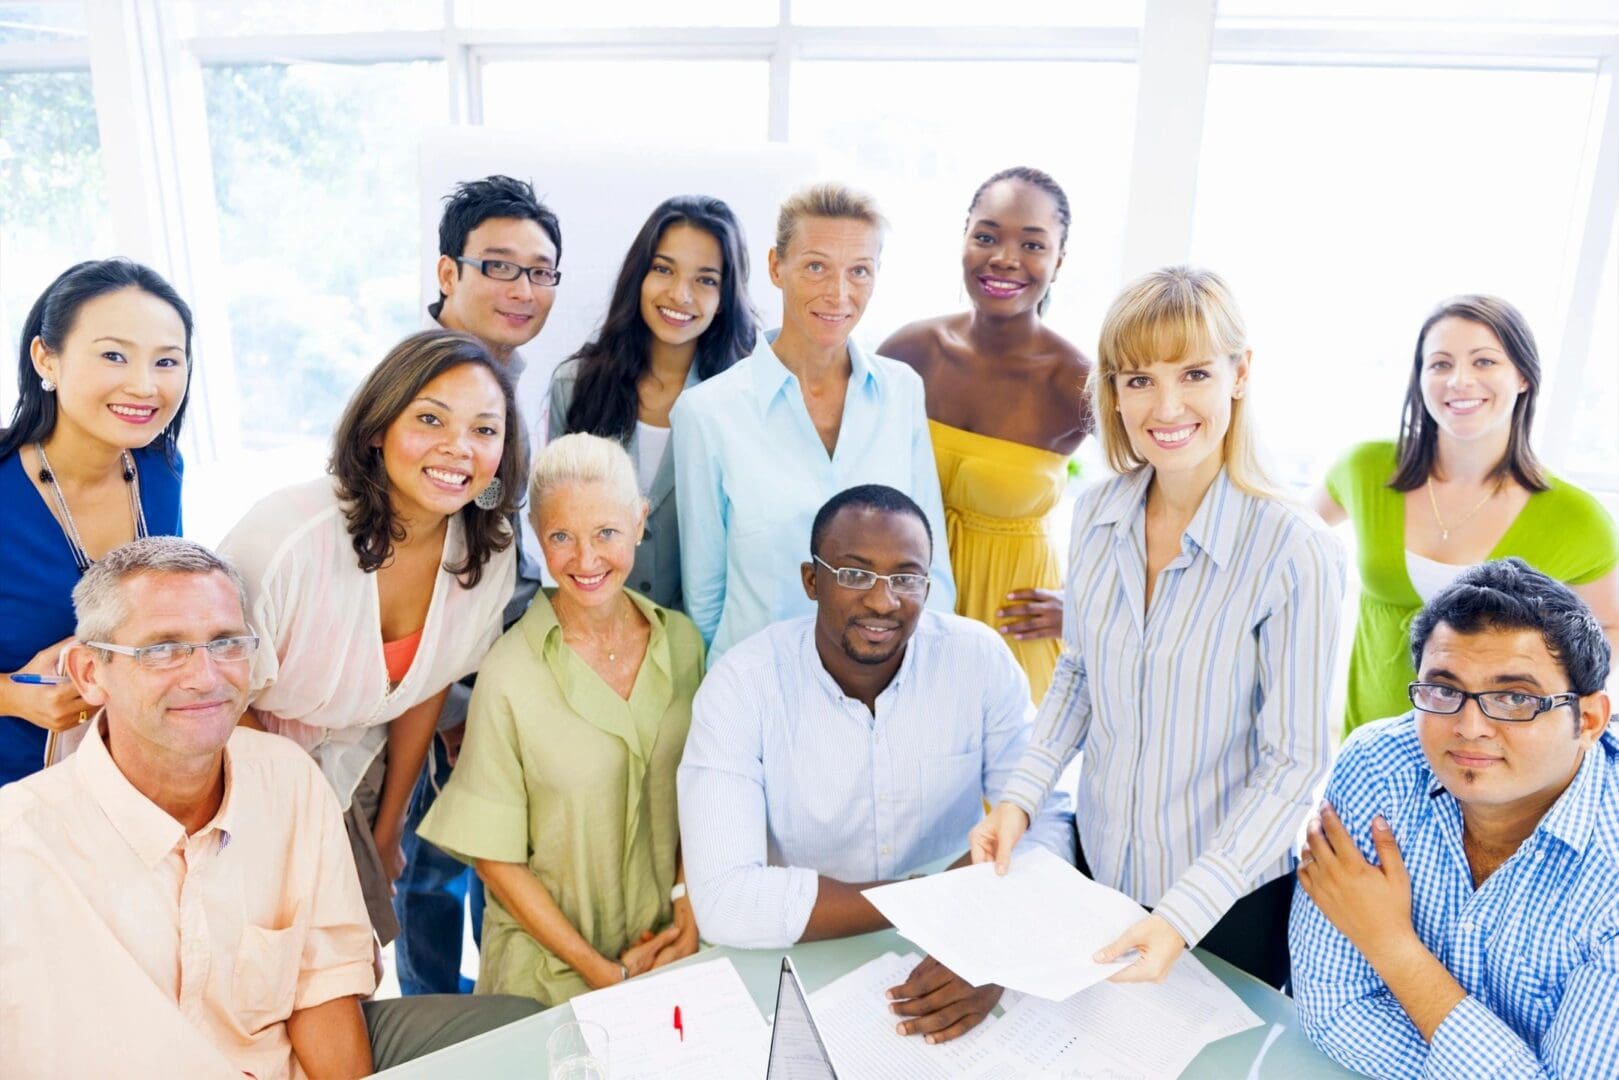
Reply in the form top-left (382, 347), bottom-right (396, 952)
top-left (219, 329), bottom-right (524, 944)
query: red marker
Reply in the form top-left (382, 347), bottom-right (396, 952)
top-left (673, 1005), bottom-right (684, 1042)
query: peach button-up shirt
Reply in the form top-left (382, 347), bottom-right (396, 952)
top-left (0, 718), bottom-right (375, 1080)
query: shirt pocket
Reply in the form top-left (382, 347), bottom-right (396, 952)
top-left (918, 750), bottom-right (984, 838)
top-left (232, 923), bottom-right (303, 1034)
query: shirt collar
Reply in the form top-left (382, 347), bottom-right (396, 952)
top-left (1180, 468), bottom-right (1242, 570)
top-left (799, 611), bottom-right (921, 709)
top-left (1091, 465), bottom-right (1242, 570)
top-left (1420, 723), bottom-right (1612, 857)
top-left (748, 328), bottom-right (881, 412)
top-left (521, 586), bottom-right (671, 664)
top-left (74, 712), bottom-right (237, 868)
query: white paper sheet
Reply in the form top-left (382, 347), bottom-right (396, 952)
top-left (805, 951), bottom-right (1010, 1079)
top-left (861, 847), bottom-right (1143, 1000)
top-left (567, 957), bottom-right (768, 1079)
top-left (979, 952), bottom-right (1265, 1080)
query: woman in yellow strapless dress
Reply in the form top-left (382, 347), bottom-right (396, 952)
top-left (881, 167), bottom-right (1091, 702)
top-left (928, 420), bottom-right (1071, 698)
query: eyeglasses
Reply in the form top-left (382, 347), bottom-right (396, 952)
top-left (456, 256), bottom-right (561, 287)
top-left (85, 635), bottom-right (260, 671)
top-left (1408, 681), bottom-right (1580, 723)
top-left (812, 555), bottom-right (929, 597)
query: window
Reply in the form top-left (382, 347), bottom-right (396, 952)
top-left (795, 1), bottom-right (1141, 27)
top-left (0, 68), bottom-right (109, 407)
top-left (479, 59), bottom-right (770, 144)
top-left (790, 60), bottom-right (1138, 353)
top-left (200, 60), bottom-right (447, 456)
top-left (174, 0), bottom-right (442, 37)
top-left (1568, 218), bottom-right (1617, 486)
top-left (457, 0), bottom-right (773, 28)
top-left (1190, 63), bottom-right (1598, 488)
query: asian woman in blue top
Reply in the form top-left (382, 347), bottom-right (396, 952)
top-left (671, 182), bottom-right (955, 661)
top-left (0, 260), bottom-right (191, 786)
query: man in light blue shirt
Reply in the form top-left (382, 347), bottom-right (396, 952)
top-left (1290, 558), bottom-right (1619, 1078)
top-left (679, 484), bottom-right (1071, 1044)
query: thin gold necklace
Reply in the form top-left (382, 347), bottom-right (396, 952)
top-left (562, 597), bottom-right (633, 661)
top-left (1425, 475), bottom-right (1499, 542)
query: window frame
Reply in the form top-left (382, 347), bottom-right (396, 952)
top-left (0, 0), bottom-right (1612, 493)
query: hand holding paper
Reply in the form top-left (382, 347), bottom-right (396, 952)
top-left (863, 847), bottom-right (1147, 1000)
top-left (968, 801), bottom-right (1030, 874)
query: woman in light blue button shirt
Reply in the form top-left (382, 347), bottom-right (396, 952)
top-left (671, 183), bottom-right (955, 661)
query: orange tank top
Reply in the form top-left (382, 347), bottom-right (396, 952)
top-left (382, 626), bottom-right (424, 684)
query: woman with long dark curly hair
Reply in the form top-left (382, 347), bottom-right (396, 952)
top-left (219, 328), bottom-right (525, 943)
top-left (548, 194), bottom-right (756, 611)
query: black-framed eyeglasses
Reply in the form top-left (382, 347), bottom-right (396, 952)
top-left (85, 635), bottom-right (260, 671)
top-left (812, 555), bottom-right (929, 597)
top-left (456, 256), bottom-right (561, 287)
top-left (1408, 681), bottom-right (1581, 723)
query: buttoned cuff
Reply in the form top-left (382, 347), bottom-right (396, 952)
top-left (1426, 995), bottom-right (1540, 1080)
top-left (1153, 852), bottom-right (1247, 947)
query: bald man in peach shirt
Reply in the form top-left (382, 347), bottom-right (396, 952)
top-left (0, 538), bottom-right (534, 1079)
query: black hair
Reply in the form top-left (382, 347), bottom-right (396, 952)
top-left (1410, 557), bottom-right (1610, 695)
top-left (1390, 295), bottom-right (1547, 494)
top-left (562, 195), bottom-right (758, 442)
top-left (3, 258), bottom-right (194, 463)
top-left (967, 165), bottom-right (1072, 249)
top-left (810, 484), bottom-right (933, 561)
top-left (434, 175), bottom-right (563, 309)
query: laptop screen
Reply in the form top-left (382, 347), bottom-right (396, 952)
top-left (765, 957), bottom-right (839, 1079)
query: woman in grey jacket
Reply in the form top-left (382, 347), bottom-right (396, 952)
top-left (547, 195), bottom-right (756, 611)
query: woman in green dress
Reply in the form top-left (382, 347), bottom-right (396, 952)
top-left (419, 433), bottom-right (704, 1005)
top-left (1313, 295), bottom-right (1618, 736)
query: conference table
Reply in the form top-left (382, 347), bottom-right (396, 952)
top-left (373, 928), bottom-right (1357, 1078)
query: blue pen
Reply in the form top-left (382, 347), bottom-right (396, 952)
top-left (8, 674), bottom-right (69, 686)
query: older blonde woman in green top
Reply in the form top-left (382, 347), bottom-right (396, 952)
top-left (419, 433), bottom-right (704, 1005)
top-left (1313, 295), bottom-right (1619, 736)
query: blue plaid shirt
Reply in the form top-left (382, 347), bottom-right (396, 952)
top-left (1289, 712), bottom-right (1619, 1079)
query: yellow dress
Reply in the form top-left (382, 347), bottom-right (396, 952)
top-left (929, 419), bottom-right (1068, 703)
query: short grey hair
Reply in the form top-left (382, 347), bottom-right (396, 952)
top-left (528, 432), bottom-right (644, 522)
top-left (73, 537), bottom-right (249, 644)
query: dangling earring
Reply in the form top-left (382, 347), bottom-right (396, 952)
top-left (40, 376), bottom-right (56, 392)
top-left (473, 476), bottom-right (503, 510)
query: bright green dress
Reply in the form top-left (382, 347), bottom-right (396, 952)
top-left (418, 589), bottom-right (704, 1006)
top-left (1328, 440), bottom-right (1618, 736)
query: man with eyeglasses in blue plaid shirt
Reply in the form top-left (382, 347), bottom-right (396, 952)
top-left (1289, 556), bottom-right (1617, 1078)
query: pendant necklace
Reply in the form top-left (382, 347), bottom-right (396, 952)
top-left (1426, 475), bottom-right (1498, 543)
top-left (34, 441), bottom-right (148, 572)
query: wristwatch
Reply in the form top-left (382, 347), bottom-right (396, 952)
top-left (670, 882), bottom-right (687, 903)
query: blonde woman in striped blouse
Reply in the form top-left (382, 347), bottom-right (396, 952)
top-left (971, 266), bottom-right (1347, 989)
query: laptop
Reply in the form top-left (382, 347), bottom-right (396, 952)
top-left (764, 956), bottom-right (841, 1078)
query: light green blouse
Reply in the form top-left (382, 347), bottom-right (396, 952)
top-left (417, 588), bottom-right (705, 1006)
top-left (1328, 440), bottom-right (1618, 737)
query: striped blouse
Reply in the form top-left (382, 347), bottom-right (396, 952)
top-left (1001, 466), bottom-right (1346, 945)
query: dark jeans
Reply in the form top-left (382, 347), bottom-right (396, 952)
top-left (1075, 833), bottom-right (1295, 992)
top-left (393, 736), bottom-right (486, 995)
